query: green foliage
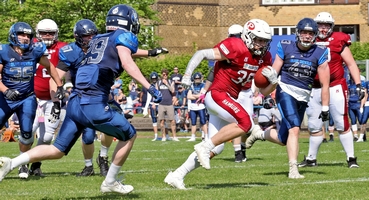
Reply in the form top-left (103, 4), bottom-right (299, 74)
top-left (350, 42), bottom-right (369, 74)
top-left (119, 54), bottom-right (211, 94)
top-left (1, 133), bottom-right (369, 199)
top-left (0, 0), bottom-right (158, 46)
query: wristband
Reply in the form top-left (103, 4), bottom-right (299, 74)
top-left (322, 106), bottom-right (329, 112)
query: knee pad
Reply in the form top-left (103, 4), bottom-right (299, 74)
top-left (82, 129), bottom-right (96, 144)
top-left (352, 124), bottom-right (358, 131)
top-left (18, 133), bottom-right (34, 145)
top-left (211, 143), bottom-right (225, 155)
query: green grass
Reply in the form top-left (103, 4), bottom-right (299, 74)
top-left (0, 132), bottom-right (368, 200)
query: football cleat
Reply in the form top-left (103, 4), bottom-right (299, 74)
top-left (164, 171), bottom-right (186, 190)
top-left (100, 180), bottom-right (134, 194)
top-left (194, 142), bottom-right (211, 170)
top-left (76, 165), bottom-right (94, 177)
top-left (347, 157), bottom-right (359, 168)
top-left (18, 164), bottom-right (29, 179)
top-left (0, 157), bottom-right (12, 182)
top-left (96, 153), bottom-right (109, 177)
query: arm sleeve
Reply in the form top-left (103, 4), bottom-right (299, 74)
top-left (206, 68), bottom-right (214, 82)
top-left (185, 49), bottom-right (215, 75)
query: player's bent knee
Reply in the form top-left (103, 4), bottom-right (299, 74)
top-left (18, 134), bottom-right (35, 145)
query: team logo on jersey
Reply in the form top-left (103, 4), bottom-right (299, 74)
top-left (246, 22), bottom-right (255, 30)
top-left (243, 63), bottom-right (258, 71)
top-left (220, 44), bottom-right (229, 55)
top-left (222, 99), bottom-right (240, 113)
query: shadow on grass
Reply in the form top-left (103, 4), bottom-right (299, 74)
top-left (196, 182), bottom-right (269, 189)
top-left (220, 157), bottom-right (264, 162)
top-left (263, 170), bottom-right (327, 177)
top-left (46, 193), bottom-right (140, 200)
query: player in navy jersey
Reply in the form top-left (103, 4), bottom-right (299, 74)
top-left (0, 4), bottom-right (162, 195)
top-left (347, 74), bottom-right (366, 141)
top-left (358, 79), bottom-right (369, 142)
top-left (0, 22), bottom-right (64, 180)
top-left (299, 12), bottom-right (363, 169)
top-left (246, 18), bottom-right (330, 179)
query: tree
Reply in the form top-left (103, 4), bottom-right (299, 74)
top-left (0, 0), bottom-right (159, 46)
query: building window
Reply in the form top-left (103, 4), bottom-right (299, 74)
top-left (270, 26), bottom-right (296, 35)
top-left (262, 0), bottom-right (314, 5)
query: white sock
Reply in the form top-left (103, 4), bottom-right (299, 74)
top-left (204, 140), bottom-right (215, 150)
top-left (100, 145), bottom-right (109, 157)
top-left (154, 133), bottom-right (157, 138)
top-left (191, 134), bottom-right (196, 139)
top-left (85, 159), bottom-right (93, 167)
top-left (339, 132), bottom-right (355, 159)
top-left (104, 163), bottom-right (121, 185)
top-left (233, 144), bottom-right (241, 151)
top-left (11, 153), bottom-right (30, 170)
top-left (201, 131), bottom-right (204, 138)
top-left (307, 135), bottom-right (323, 160)
top-left (174, 151), bottom-right (200, 178)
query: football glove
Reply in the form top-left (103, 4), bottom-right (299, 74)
top-left (3, 89), bottom-right (19, 101)
top-left (49, 101), bottom-right (61, 123)
top-left (55, 86), bottom-right (65, 100)
top-left (181, 74), bottom-right (192, 89)
top-left (148, 47), bottom-right (169, 57)
top-left (318, 110), bottom-right (330, 122)
top-left (196, 93), bottom-right (206, 104)
top-left (261, 66), bottom-right (278, 85)
top-left (148, 84), bottom-right (162, 103)
top-left (356, 84), bottom-right (365, 101)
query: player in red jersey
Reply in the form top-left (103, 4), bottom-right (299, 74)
top-left (164, 19), bottom-right (278, 189)
top-left (30, 19), bottom-right (67, 176)
top-left (299, 12), bottom-right (364, 168)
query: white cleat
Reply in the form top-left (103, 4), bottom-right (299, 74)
top-left (151, 138), bottom-right (157, 141)
top-left (172, 137), bottom-right (180, 142)
top-left (246, 125), bottom-right (264, 149)
top-left (0, 157), bottom-right (12, 182)
top-left (289, 162), bottom-right (305, 179)
top-left (100, 180), bottom-right (134, 194)
top-left (187, 138), bottom-right (196, 142)
top-left (164, 171), bottom-right (186, 190)
top-left (194, 142), bottom-right (211, 170)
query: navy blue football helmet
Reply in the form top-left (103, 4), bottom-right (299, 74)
top-left (106, 4), bottom-right (140, 35)
top-left (192, 72), bottom-right (202, 83)
top-left (73, 19), bottom-right (98, 48)
top-left (8, 22), bottom-right (34, 50)
top-left (296, 18), bottom-right (318, 48)
top-left (150, 72), bottom-right (158, 83)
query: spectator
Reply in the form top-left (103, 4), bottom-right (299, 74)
top-left (120, 96), bottom-right (134, 120)
top-left (253, 89), bottom-right (263, 118)
top-left (157, 68), bottom-right (179, 141)
top-left (111, 77), bottom-right (123, 101)
top-left (128, 79), bottom-right (138, 102)
top-left (170, 66), bottom-right (183, 92)
top-left (174, 85), bottom-right (188, 133)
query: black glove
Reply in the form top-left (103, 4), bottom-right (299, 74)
top-left (319, 110), bottom-right (330, 122)
top-left (356, 84), bottom-right (365, 101)
top-left (55, 86), bottom-right (65, 100)
top-left (49, 101), bottom-right (61, 123)
top-left (148, 47), bottom-right (169, 57)
top-left (3, 89), bottom-right (19, 100)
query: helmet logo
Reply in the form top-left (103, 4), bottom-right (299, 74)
top-left (247, 22), bottom-right (255, 30)
top-left (112, 7), bottom-right (119, 14)
top-left (23, 28), bottom-right (32, 34)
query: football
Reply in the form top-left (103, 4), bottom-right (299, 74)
top-left (254, 66), bottom-right (270, 88)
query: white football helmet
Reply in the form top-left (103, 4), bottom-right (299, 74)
top-left (36, 19), bottom-right (59, 46)
top-left (228, 24), bottom-right (243, 37)
top-left (314, 12), bottom-right (335, 39)
top-left (241, 19), bottom-right (272, 56)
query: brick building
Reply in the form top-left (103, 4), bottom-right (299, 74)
top-left (154, 0), bottom-right (369, 54)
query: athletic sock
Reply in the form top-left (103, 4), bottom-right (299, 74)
top-left (104, 163), bottom-right (121, 185)
top-left (307, 135), bottom-right (323, 160)
top-left (339, 131), bottom-right (354, 159)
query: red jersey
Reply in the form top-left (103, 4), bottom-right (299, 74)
top-left (313, 32), bottom-right (351, 88)
top-left (34, 40), bottom-right (67, 100)
top-left (209, 37), bottom-right (272, 99)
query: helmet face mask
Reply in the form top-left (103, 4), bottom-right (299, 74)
top-left (241, 19), bottom-right (272, 56)
top-left (36, 19), bottom-right (59, 47)
top-left (73, 19), bottom-right (98, 48)
top-left (296, 18), bottom-right (318, 48)
top-left (106, 4), bottom-right (140, 35)
top-left (314, 12), bottom-right (335, 39)
top-left (8, 22), bottom-right (34, 50)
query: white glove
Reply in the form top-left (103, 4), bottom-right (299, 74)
top-left (181, 74), bottom-right (192, 89)
top-left (261, 66), bottom-right (278, 85)
top-left (143, 109), bottom-right (148, 117)
top-left (360, 107), bottom-right (363, 114)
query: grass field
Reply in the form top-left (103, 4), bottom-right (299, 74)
top-left (0, 131), bottom-right (368, 200)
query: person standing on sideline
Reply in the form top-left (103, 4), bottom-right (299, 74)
top-left (0, 22), bottom-right (64, 179)
top-left (170, 66), bottom-right (183, 93)
top-left (246, 18), bottom-right (330, 179)
top-left (0, 4), bottom-right (162, 195)
top-left (30, 18), bottom-right (68, 177)
top-left (186, 72), bottom-right (208, 142)
top-left (157, 68), bottom-right (179, 141)
top-left (298, 12), bottom-right (363, 168)
top-left (164, 19), bottom-right (276, 189)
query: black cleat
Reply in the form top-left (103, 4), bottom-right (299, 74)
top-left (30, 162), bottom-right (44, 176)
top-left (96, 152), bottom-right (109, 177)
top-left (322, 138), bottom-right (328, 143)
top-left (298, 155), bottom-right (317, 167)
top-left (18, 164), bottom-right (29, 179)
top-left (329, 134), bottom-right (334, 142)
top-left (347, 157), bottom-right (359, 168)
top-left (76, 165), bottom-right (94, 177)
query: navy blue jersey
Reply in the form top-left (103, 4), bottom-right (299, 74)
top-left (190, 82), bottom-right (204, 104)
top-left (58, 42), bottom-right (85, 85)
top-left (277, 40), bottom-right (328, 91)
top-left (74, 29), bottom-right (138, 98)
top-left (0, 43), bottom-right (46, 98)
top-left (348, 75), bottom-right (366, 103)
